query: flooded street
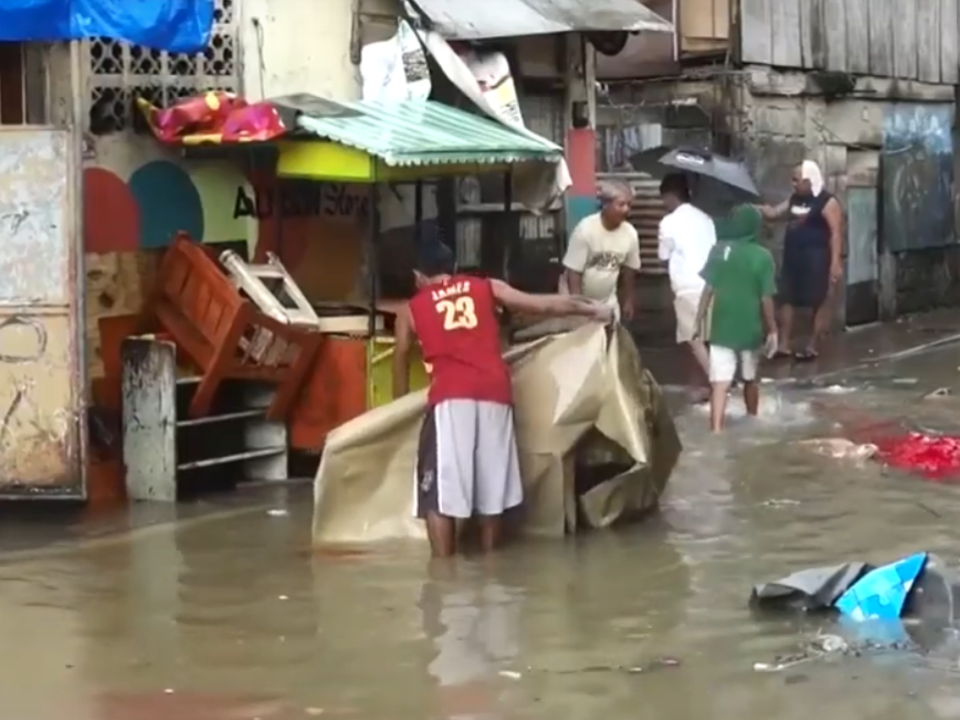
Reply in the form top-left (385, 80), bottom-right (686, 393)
top-left (5, 344), bottom-right (960, 720)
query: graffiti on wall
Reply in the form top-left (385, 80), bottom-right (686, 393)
top-left (0, 314), bottom-right (74, 485)
top-left (881, 104), bottom-right (955, 252)
top-left (0, 127), bottom-right (77, 488)
top-left (83, 159), bottom-right (370, 268)
top-left (233, 182), bottom-right (370, 220)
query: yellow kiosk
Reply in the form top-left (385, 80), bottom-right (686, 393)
top-left (274, 98), bottom-right (564, 411)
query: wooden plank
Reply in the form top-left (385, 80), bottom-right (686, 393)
top-left (868, 0), bottom-right (895, 77)
top-left (917, 0), bottom-right (942, 82)
top-left (941, 0), bottom-right (959, 83)
top-left (823, 0), bottom-right (847, 71)
top-left (797, 0), bottom-right (822, 67)
top-left (798, 0), bottom-right (813, 67)
top-left (739, 0), bottom-right (773, 64)
top-left (770, 0), bottom-right (803, 67)
top-left (893, 0), bottom-right (919, 79)
top-left (845, 0), bottom-right (870, 73)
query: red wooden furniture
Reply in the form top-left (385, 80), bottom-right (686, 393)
top-left (288, 336), bottom-right (367, 452)
top-left (141, 233), bottom-right (322, 420)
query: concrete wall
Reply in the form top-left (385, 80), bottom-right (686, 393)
top-left (894, 246), bottom-right (960, 314)
top-left (739, 66), bottom-right (960, 322)
top-left (239, 0), bottom-right (358, 102)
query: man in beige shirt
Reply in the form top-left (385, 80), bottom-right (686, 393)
top-left (561, 181), bottom-right (641, 320)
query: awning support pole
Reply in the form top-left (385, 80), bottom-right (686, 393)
top-left (503, 169), bottom-right (513, 281)
top-left (366, 184), bottom-right (381, 408)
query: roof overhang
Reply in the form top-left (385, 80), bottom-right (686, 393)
top-left (408, 0), bottom-right (673, 40)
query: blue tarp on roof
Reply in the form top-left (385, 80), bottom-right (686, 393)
top-left (0, 0), bottom-right (214, 53)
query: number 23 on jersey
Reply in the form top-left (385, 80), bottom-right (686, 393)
top-left (436, 296), bottom-right (478, 330)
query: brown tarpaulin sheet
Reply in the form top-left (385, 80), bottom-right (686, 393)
top-left (312, 323), bottom-right (681, 544)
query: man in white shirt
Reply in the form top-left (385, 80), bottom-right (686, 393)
top-left (561, 180), bottom-right (641, 320)
top-left (658, 173), bottom-right (716, 396)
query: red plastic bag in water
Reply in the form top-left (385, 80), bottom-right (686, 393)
top-left (874, 433), bottom-right (960, 480)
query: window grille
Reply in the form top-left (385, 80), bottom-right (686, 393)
top-left (85, 0), bottom-right (239, 134)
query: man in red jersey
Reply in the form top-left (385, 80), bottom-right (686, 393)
top-left (393, 253), bottom-right (612, 557)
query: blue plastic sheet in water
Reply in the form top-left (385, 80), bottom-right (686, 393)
top-left (834, 552), bottom-right (928, 621)
top-left (0, 0), bottom-right (214, 53)
top-left (837, 616), bottom-right (910, 645)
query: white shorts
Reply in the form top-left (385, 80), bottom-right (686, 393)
top-left (673, 291), bottom-right (703, 344)
top-left (414, 399), bottom-right (523, 519)
top-left (709, 345), bottom-right (759, 383)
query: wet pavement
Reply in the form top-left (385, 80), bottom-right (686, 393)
top-left (5, 315), bottom-right (960, 720)
top-left (640, 307), bottom-right (960, 388)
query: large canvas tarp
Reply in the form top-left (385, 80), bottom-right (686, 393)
top-left (312, 323), bottom-right (681, 544)
top-left (0, 0), bottom-right (213, 53)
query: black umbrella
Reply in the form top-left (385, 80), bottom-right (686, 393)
top-left (628, 146), bottom-right (760, 200)
top-left (627, 144), bottom-right (675, 175)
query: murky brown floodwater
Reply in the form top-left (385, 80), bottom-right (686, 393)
top-left (5, 346), bottom-right (960, 720)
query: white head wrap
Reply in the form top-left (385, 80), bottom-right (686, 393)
top-left (801, 160), bottom-right (825, 197)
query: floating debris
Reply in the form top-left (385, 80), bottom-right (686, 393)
top-left (796, 438), bottom-right (878, 460)
top-left (818, 385), bottom-right (857, 394)
top-left (754, 655), bottom-right (816, 672)
top-left (810, 633), bottom-right (849, 653)
top-left (761, 498), bottom-right (801, 508)
top-left (547, 657), bottom-right (681, 676)
top-left (753, 632), bottom-right (924, 673)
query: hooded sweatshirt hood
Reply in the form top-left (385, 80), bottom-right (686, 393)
top-left (714, 203), bottom-right (762, 244)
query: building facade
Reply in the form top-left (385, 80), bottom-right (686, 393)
top-left (0, 0), bottom-right (363, 493)
top-left (76, 0), bottom-right (616, 378)
top-left (80, 0), bottom-right (369, 382)
top-left (597, 0), bottom-right (960, 331)
top-left (0, 0), bottom-right (668, 493)
top-left (0, 43), bottom-right (87, 493)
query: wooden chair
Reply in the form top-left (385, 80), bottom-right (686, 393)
top-left (141, 233), bottom-right (322, 420)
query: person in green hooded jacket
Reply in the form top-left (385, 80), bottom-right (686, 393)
top-left (693, 204), bottom-right (778, 432)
